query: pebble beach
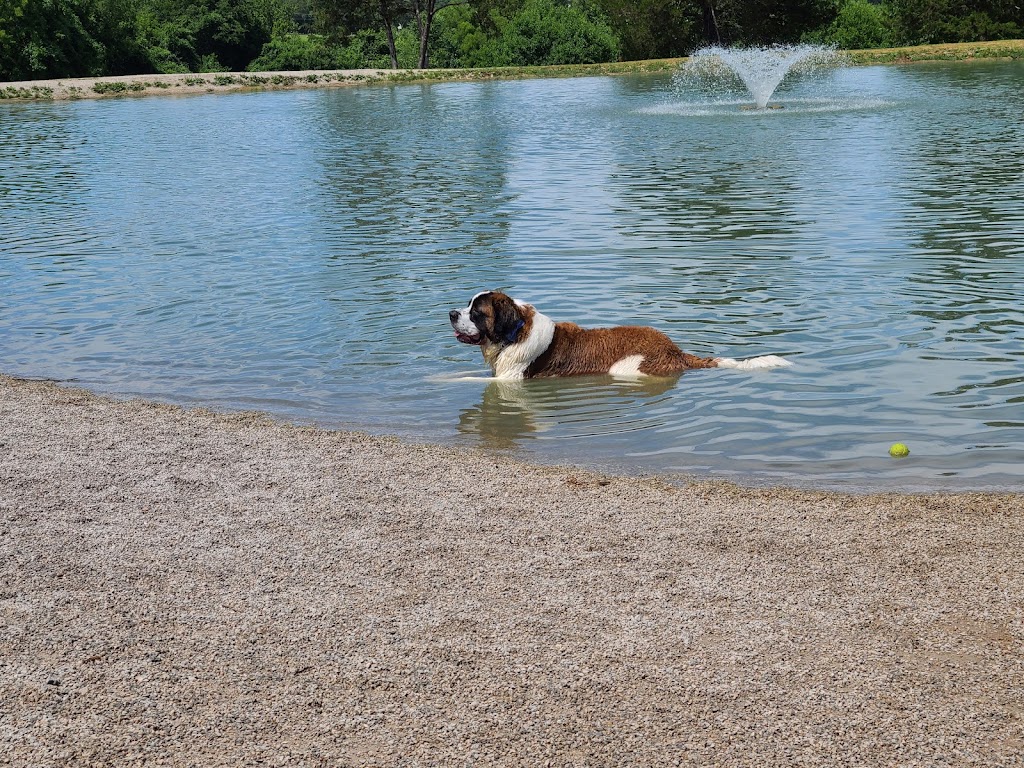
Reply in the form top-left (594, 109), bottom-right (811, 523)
top-left (1, 374), bottom-right (1022, 765)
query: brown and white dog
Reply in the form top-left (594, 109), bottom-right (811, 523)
top-left (449, 290), bottom-right (792, 379)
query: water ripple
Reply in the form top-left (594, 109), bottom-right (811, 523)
top-left (2, 64), bottom-right (1024, 489)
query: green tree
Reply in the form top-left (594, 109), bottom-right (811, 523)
top-left (314, 0), bottom-right (403, 68)
top-left (128, 3), bottom-right (195, 72)
top-left (313, 0), bottom-right (468, 69)
top-left (0, 0), bottom-right (30, 77)
top-left (483, 0), bottom-right (620, 65)
top-left (0, 0), bottom-right (105, 79)
top-left (185, 0), bottom-right (280, 71)
top-left (0, 0), bottom-right (29, 43)
top-left (890, 0), bottom-right (1022, 43)
top-left (808, 0), bottom-right (898, 48)
top-left (429, 3), bottom-right (490, 67)
top-left (92, 0), bottom-right (156, 74)
top-left (596, 0), bottom-right (700, 60)
top-left (594, 0), bottom-right (844, 58)
top-left (248, 31), bottom-right (345, 68)
top-left (409, 0), bottom-right (467, 68)
top-left (708, 0), bottom-right (837, 45)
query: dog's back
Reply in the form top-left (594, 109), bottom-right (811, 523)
top-left (524, 323), bottom-right (719, 378)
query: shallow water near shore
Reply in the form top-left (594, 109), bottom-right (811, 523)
top-left (2, 61), bottom-right (1023, 491)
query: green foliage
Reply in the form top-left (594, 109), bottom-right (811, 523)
top-left (0, 0), bottom-right (306, 79)
top-left (806, 0), bottom-right (899, 49)
top-left (713, 0), bottom-right (838, 45)
top-left (354, 26), bottom-right (420, 68)
top-left (311, 0), bottom-right (388, 40)
top-left (0, 83), bottom-right (54, 96)
top-left (430, 4), bottom-right (491, 68)
top-left (92, 78), bottom-right (144, 91)
top-left (1, 0), bottom-right (106, 79)
top-left (182, 0), bottom-right (279, 71)
top-left (94, 0), bottom-right (157, 74)
top-left (889, 0), bottom-right (1022, 44)
top-left (246, 25), bottom-right (421, 71)
top-left (125, 5), bottom-right (189, 72)
top-left (481, 0), bottom-right (620, 66)
top-left (0, 0), bottom-right (30, 36)
top-left (250, 32), bottom-right (329, 69)
top-left (248, 32), bottom-right (351, 69)
top-left (596, 0), bottom-right (699, 61)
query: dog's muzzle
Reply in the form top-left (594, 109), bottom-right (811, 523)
top-left (450, 309), bottom-right (482, 345)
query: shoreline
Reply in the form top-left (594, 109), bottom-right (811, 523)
top-left (8, 374), bottom-right (1022, 497)
top-left (0, 61), bottom-right (682, 101)
top-left (2, 40), bottom-right (1022, 101)
top-left (5, 372), bottom-right (1021, 499)
top-left (2, 373), bottom-right (1022, 764)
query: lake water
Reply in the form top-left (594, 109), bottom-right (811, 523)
top-left (2, 61), bottom-right (1023, 491)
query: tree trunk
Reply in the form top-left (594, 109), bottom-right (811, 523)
top-left (703, 1), bottom-right (722, 45)
top-left (415, 0), bottom-right (435, 69)
top-left (380, 2), bottom-right (399, 69)
top-left (418, 19), bottom-right (430, 68)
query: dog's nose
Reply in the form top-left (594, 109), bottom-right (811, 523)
top-left (449, 310), bottom-right (460, 323)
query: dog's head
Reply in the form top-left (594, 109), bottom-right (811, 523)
top-left (449, 291), bottom-right (526, 347)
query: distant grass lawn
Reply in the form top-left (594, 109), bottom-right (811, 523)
top-left (845, 38), bottom-right (1024, 64)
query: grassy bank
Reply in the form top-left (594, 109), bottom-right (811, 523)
top-left (380, 39), bottom-right (1024, 82)
top-left (2, 40), bottom-right (1023, 100)
top-left (847, 38), bottom-right (1024, 64)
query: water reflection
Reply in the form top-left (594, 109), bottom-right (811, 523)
top-left (886, 63), bottom-right (1024, 423)
top-left (317, 83), bottom-right (516, 260)
top-left (458, 375), bottom-right (681, 451)
top-left (312, 83), bottom-right (522, 364)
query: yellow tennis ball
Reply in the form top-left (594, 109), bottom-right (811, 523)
top-left (889, 443), bottom-right (910, 458)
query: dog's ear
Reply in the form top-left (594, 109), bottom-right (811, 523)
top-left (490, 294), bottom-right (525, 345)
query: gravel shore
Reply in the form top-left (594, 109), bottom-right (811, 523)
top-left (0, 69), bottom-right (395, 100)
top-left (1, 375), bottom-right (1022, 766)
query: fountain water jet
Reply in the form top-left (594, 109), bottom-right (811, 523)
top-left (678, 44), bottom-right (844, 110)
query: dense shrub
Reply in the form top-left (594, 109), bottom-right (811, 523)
top-left (248, 33), bottom-right (349, 70)
top-left (926, 9), bottom-right (1021, 43)
top-left (353, 26), bottom-right (420, 69)
top-left (483, 0), bottom-right (620, 66)
top-left (890, 0), bottom-right (1023, 44)
top-left (807, 0), bottom-right (899, 49)
top-left (596, 0), bottom-right (699, 62)
top-left (0, 0), bottom-right (106, 79)
top-left (429, 4), bottom-right (491, 68)
top-left (247, 27), bottom-right (426, 71)
top-left (710, 0), bottom-right (837, 46)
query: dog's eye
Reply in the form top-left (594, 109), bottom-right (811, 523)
top-left (470, 310), bottom-right (482, 322)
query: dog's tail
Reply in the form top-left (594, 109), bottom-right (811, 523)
top-left (715, 354), bottom-right (793, 370)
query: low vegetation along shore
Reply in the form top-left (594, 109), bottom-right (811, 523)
top-left (2, 374), bottom-right (1023, 764)
top-left (2, 39), bottom-right (1022, 101)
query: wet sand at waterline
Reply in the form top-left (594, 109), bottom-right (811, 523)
top-left (1, 374), bottom-right (1021, 765)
